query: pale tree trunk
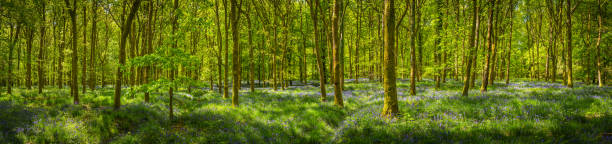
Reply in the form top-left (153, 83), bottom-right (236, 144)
top-left (596, 0), bottom-right (603, 87)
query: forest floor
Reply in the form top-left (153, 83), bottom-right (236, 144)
top-left (1, 79), bottom-right (611, 143)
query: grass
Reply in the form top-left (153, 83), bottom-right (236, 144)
top-left (1, 79), bottom-right (610, 143)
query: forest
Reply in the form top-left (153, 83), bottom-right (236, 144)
top-left (0, 0), bottom-right (610, 143)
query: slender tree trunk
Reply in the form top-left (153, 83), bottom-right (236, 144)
top-left (90, 1), bottom-right (97, 91)
top-left (26, 29), bottom-right (33, 90)
top-left (462, 0), bottom-right (479, 96)
top-left (247, 6), bottom-right (254, 92)
top-left (7, 24), bottom-right (20, 95)
top-left (114, 0), bottom-right (142, 110)
top-left (66, 0), bottom-right (79, 104)
top-left (58, 19), bottom-right (66, 88)
top-left (354, 0), bottom-right (361, 83)
top-left (230, 0), bottom-right (241, 107)
top-left (308, 0), bottom-right (327, 102)
top-left (596, 0), bottom-right (603, 87)
top-left (409, 0), bottom-right (418, 96)
top-left (214, 0), bottom-right (223, 94)
top-left (39, 1), bottom-right (46, 94)
top-left (144, 1), bottom-right (154, 102)
top-left (169, 0), bottom-right (179, 120)
top-left (223, 0), bottom-right (230, 98)
top-left (506, 2), bottom-right (513, 85)
top-left (82, 5), bottom-right (87, 94)
top-left (480, 0), bottom-right (494, 92)
top-left (332, 0), bottom-right (343, 107)
top-left (566, 0), bottom-right (573, 88)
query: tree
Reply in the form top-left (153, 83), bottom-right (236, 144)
top-left (223, 0), bottom-right (230, 98)
top-left (480, 0), bottom-right (494, 92)
top-left (462, 0), bottom-right (480, 96)
top-left (214, 0), bottom-right (224, 94)
top-left (89, 0), bottom-right (97, 91)
top-left (230, 0), bottom-right (241, 107)
top-left (506, 0), bottom-right (514, 85)
top-left (169, 0), bottom-right (179, 119)
top-left (596, 0), bottom-right (604, 87)
top-left (246, 2), bottom-right (255, 93)
top-left (307, 0), bottom-right (327, 102)
top-left (409, 0), bottom-right (419, 96)
top-left (65, 0), bottom-right (79, 104)
top-left (354, 0), bottom-right (361, 84)
top-left (565, 0), bottom-right (573, 88)
top-left (26, 28), bottom-right (33, 90)
top-left (381, 0), bottom-right (399, 117)
top-left (38, 0), bottom-right (46, 94)
top-left (114, 0), bottom-right (142, 110)
top-left (82, 2), bottom-right (87, 94)
top-left (332, 0), bottom-right (343, 107)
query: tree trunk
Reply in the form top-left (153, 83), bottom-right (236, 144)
top-left (308, 0), bottom-right (327, 102)
top-left (506, 1), bottom-right (513, 85)
top-left (82, 5), bottom-right (87, 94)
top-left (66, 0), bottom-right (79, 104)
top-left (89, 1), bottom-right (97, 91)
top-left (462, 0), bottom-right (480, 96)
top-left (480, 0), bottom-right (494, 92)
top-left (354, 0), bottom-right (361, 83)
top-left (223, 0), bottom-right (230, 98)
top-left (214, 0), bottom-right (223, 94)
top-left (332, 0), bottom-right (343, 107)
top-left (381, 0), bottom-right (398, 117)
top-left (566, 0), bottom-right (573, 88)
top-left (596, 0), bottom-right (603, 87)
top-left (230, 0), bottom-right (241, 107)
top-left (39, 1), bottom-right (46, 94)
top-left (169, 0), bottom-right (179, 120)
top-left (247, 5), bottom-right (254, 93)
top-left (114, 0), bottom-right (142, 110)
top-left (26, 28), bottom-right (33, 90)
top-left (409, 0), bottom-right (418, 96)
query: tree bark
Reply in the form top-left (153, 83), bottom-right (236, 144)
top-left (480, 0), bottom-right (494, 92)
top-left (114, 0), bottom-right (142, 110)
top-left (566, 0), bottom-right (573, 88)
top-left (381, 0), bottom-right (398, 117)
top-left (308, 0), bottom-right (327, 102)
top-left (65, 0), bottom-right (79, 104)
top-left (89, 1), bottom-right (97, 91)
top-left (332, 0), bottom-right (343, 107)
top-left (596, 0), bottom-right (603, 87)
top-left (230, 0), bottom-right (241, 107)
top-left (462, 0), bottom-right (480, 96)
top-left (38, 1), bottom-right (46, 94)
top-left (214, 0), bottom-right (224, 94)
